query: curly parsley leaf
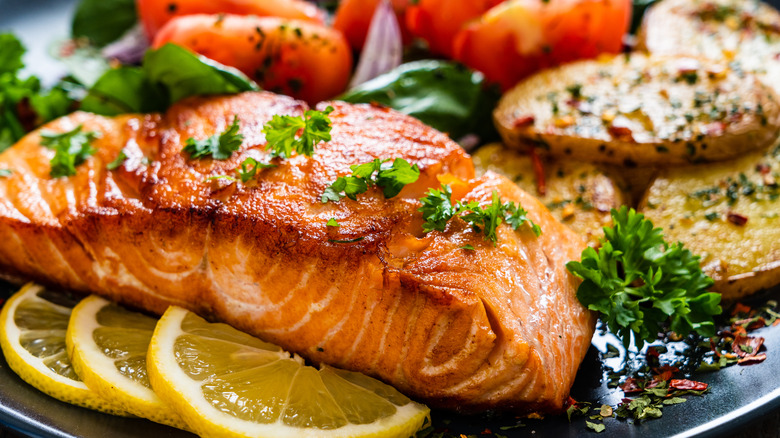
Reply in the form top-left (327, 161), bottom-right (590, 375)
top-left (321, 158), bottom-right (420, 203)
top-left (106, 149), bottom-right (127, 170)
top-left (184, 116), bottom-right (243, 160)
top-left (418, 184), bottom-right (542, 242)
top-left (566, 206), bottom-right (721, 350)
top-left (40, 125), bottom-right (100, 178)
top-left (263, 106), bottom-right (333, 159)
top-left (236, 157), bottom-right (275, 182)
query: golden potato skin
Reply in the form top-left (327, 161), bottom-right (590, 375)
top-left (638, 142), bottom-right (780, 300)
top-left (494, 54), bottom-right (780, 166)
top-left (639, 0), bottom-right (780, 95)
top-left (473, 143), bottom-right (628, 246)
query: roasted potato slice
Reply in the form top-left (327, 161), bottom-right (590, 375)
top-left (473, 143), bottom-right (628, 246)
top-left (494, 54), bottom-right (780, 166)
top-left (638, 142), bottom-right (780, 300)
top-left (639, 0), bottom-right (780, 95)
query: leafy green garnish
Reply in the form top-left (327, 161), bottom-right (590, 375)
top-left (183, 117), bottom-right (243, 160)
top-left (81, 44), bottom-right (258, 116)
top-left (339, 60), bottom-right (501, 141)
top-left (263, 107), bottom-right (334, 159)
top-left (106, 149), bottom-right (127, 170)
top-left (419, 184), bottom-right (542, 243)
top-left (72, 0), bottom-right (138, 47)
top-left (40, 125), bottom-right (100, 178)
top-left (585, 421), bottom-right (605, 433)
top-left (566, 207), bottom-right (721, 350)
top-left (236, 157), bottom-right (274, 182)
top-left (326, 218), bottom-right (339, 227)
top-left (0, 34), bottom-right (76, 151)
top-left (322, 158), bottom-right (420, 203)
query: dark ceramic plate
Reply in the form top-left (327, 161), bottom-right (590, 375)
top-left (2, 1), bottom-right (780, 437)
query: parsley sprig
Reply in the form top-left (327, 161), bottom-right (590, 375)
top-left (263, 106), bottom-right (333, 159)
top-left (40, 125), bottom-right (100, 178)
top-left (236, 157), bottom-right (275, 182)
top-left (183, 116), bottom-right (243, 160)
top-left (418, 184), bottom-right (542, 243)
top-left (321, 158), bottom-right (420, 203)
top-left (566, 207), bottom-right (721, 349)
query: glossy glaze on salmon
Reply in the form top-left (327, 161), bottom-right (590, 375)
top-left (0, 92), bottom-right (595, 413)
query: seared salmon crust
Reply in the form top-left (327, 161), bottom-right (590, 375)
top-left (0, 92), bottom-right (595, 414)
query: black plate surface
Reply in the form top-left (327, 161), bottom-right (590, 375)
top-left (1, 1), bottom-right (780, 437)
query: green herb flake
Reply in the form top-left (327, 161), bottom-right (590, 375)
top-left (236, 157), bottom-right (274, 182)
top-left (460, 244), bottom-right (475, 251)
top-left (106, 149), bottom-right (128, 170)
top-left (40, 125), bottom-right (101, 178)
top-left (0, 169), bottom-right (13, 177)
top-left (184, 116), bottom-right (243, 160)
top-left (566, 206), bottom-right (721, 349)
top-left (263, 106), bottom-right (333, 159)
top-left (322, 158), bottom-right (420, 203)
top-left (586, 421), bottom-right (605, 433)
top-left (326, 218), bottom-right (339, 227)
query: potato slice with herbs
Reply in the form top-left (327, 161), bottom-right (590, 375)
top-left (639, 0), bottom-right (780, 95)
top-left (494, 54), bottom-right (780, 166)
top-left (472, 143), bottom-right (628, 246)
top-left (639, 142), bottom-right (780, 300)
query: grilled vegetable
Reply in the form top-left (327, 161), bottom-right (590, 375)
top-left (473, 143), bottom-right (627, 246)
top-left (494, 54), bottom-right (780, 166)
top-left (638, 141), bottom-right (780, 300)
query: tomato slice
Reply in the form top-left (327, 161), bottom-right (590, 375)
top-left (153, 14), bottom-right (352, 103)
top-left (333, 0), bottom-right (413, 51)
top-left (405, 0), bottom-right (505, 57)
top-left (453, 0), bottom-right (632, 90)
top-left (137, 0), bottom-right (326, 40)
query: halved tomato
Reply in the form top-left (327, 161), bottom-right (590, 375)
top-left (137, 0), bottom-right (326, 40)
top-left (453, 0), bottom-right (631, 90)
top-left (153, 14), bottom-right (352, 103)
top-left (332, 0), bottom-right (413, 51)
top-left (405, 0), bottom-right (505, 57)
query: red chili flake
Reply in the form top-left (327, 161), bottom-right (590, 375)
top-left (775, 53), bottom-right (780, 61)
top-left (529, 147), bottom-right (547, 196)
top-left (481, 428), bottom-right (492, 435)
top-left (565, 396), bottom-right (577, 408)
top-left (646, 346), bottom-right (660, 360)
top-left (731, 303), bottom-right (753, 316)
top-left (756, 163), bottom-right (771, 174)
top-left (607, 118), bottom-right (634, 141)
top-left (670, 379), bottom-right (708, 391)
top-left (369, 101), bottom-right (389, 109)
top-left (620, 378), bottom-right (643, 394)
top-left (733, 317), bottom-right (766, 331)
top-left (727, 212), bottom-right (748, 226)
top-left (732, 334), bottom-right (764, 358)
top-left (738, 353), bottom-right (767, 365)
top-left (513, 115), bottom-right (535, 128)
top-left (652, 365), bottom-right (679, 382)
top-left (774, 319), bottom-right (780, 327)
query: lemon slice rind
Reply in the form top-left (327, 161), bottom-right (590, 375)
top-left (66, 295), bottom-right (186, 429)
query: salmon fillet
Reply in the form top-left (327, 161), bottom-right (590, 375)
top-left (0, 92), bottom-right (595, 413)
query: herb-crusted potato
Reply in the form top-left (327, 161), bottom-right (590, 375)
top-left (473, 143), bottom-right (628, 246)
top-left (639, 0), bottom-right (780, 95)
top-left (638, 142), bottom-right (780, 300)
top-left (494, 54), bottom-right (780, 167)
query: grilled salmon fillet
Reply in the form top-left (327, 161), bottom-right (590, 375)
top-left (0, 92), bottom-right (595, 413)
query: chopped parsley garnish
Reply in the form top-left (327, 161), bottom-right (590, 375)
top-left (321, 158), bottom-right (420, 203)
top-left (418, 184), bottom-right (542, 243)
top-left (236, 157), bottom-right (274, 182)
top-left (40, 125), bottom-right (100, 178)
top-left (183, 116), bottom-right (243, 160)
top-left (263, 106), bottom-right (333, 159)
top-left (326, 218), bottom-right (339, 227)
top-left (566, 207), bottom-right (722, 349)
top-left (106, 149), bottom-right (127, 170)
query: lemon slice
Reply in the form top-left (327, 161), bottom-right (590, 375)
top-left (66, 295), bottom-right (187, 429)
top-left (148, 306), bottom-right (430, 438)
top-left (0, 284), bottom-right (128, 416)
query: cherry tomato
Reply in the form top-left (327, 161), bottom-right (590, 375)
top-left (405, 0), bottom-right (505, 57)
top-left (453, 0), bottom-right (632, 90)
top-left (153, 14), bottom-right (353, 103)
top-left (333, 0), bottom-right (413, 51)
top-left (137, 0), bottom-right (326, 40)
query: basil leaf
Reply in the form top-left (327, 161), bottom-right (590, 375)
top-left (82, 44), bottom-right (258, 116)
top-left (0, 34), bottom-right (25, 75)
top-left (339, 60), bottom-right (500, 141)
top-left (72, 0), bottom-right (138, 47)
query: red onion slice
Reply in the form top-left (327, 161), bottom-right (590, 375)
top-left (348, 0), bottom-right (403, 89)
top-left (101, 24), bottom-right (149, 65)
